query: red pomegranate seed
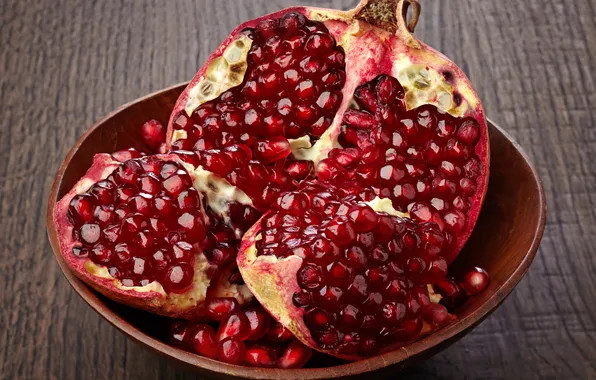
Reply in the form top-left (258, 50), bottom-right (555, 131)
top-left (244, 308), bottom-right (271, 341)
top-left (217, 338), bottom-right (246, 365)
top-left (206, 297), bottom-right (240, 321)
top-left (277, 340), bottom-right (313, 369)
top-left (216, 312), bottom-right (250, 342)
top-left (434, 278), bottom-right (467, 309)
top-left (254, 137), bottom-right (292, 164)
top-left (162, 263), bottom-right (194, 293)
top-left (141, 119), bottom-right (166, 150)
top-left (460, 266), bottom-right (490, 295)
top-left (267, 322), bottom-right (293, 342)
top-left (188, 324), bottom-right (218, 359)
top-left (170, 322), bottom-right (190, 348)
top-left (244, 346), bottom-right (277, 368)
top-left (422, 303), bottom-right (453, 326)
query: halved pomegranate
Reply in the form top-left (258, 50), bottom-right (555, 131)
top-left (53, 152), bottom-right (252, 319)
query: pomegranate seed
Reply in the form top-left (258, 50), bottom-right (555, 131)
top-left (254, 137), bottom-right (291, 164)
top-left (460, 267), bottom-right (490, 295)
top-left (216, 312), bottom-right (250, 342)
top-left (434, 278), bottom-right (468, 309)
top-left (243, 308), bottom-right (271, 341)
top-left (141, 119), bottom-right (166, 150)
top-left (188, 324), bottom-right (218, 359)
top-left (278, 340), bottom-right (313, 369)
top-left (267, 322), bottom-right (293, 342)
top-left (170, 322), bottom-right (190, 348)
top-left (206, 297), bottom-right (240, 321)
top-left (162, 263), bottom-right (194, 293)
top-left (69, 194), bottom-right (95, 225)
top-left (217, 338), bottom-right (246, 365)
top-left (244, 346), bottom-right (277, 367)
top-left (456, 119), bottom-right (480, 145)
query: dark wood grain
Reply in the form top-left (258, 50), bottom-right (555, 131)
top-left (1, 0), bottom-right (595, 379)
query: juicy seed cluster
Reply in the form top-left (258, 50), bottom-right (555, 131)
top-left (67, 157), bottom-right (207, 293)
top-left (321, 74), bottom-right (483, 256)
top-left (172, 12), bottom-right (346, 148)
top-left (169, 306), bottom-right (312, 368)
top-left (170, 13), bottom-right (345, 210)
top-left (255, 181), bottom-right (448, 356)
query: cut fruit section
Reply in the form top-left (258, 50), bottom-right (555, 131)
top-left (53, 153), bottom-right (252, 319)
top-left (238, 181), bottom-right (456, 359)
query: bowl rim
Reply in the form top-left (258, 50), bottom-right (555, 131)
top-left (46, 82), bottom-right (546, 379)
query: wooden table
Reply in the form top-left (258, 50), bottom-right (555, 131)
top-left (1, 0), bottom-right (595, 378)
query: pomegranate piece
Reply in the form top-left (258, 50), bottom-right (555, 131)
top-left (238, 181), bottom-right (457, 359)
top-left (460, 266), bottom-right (490, 295)
top-left (53, 153), bottom-right (251, 319)
top-left (167, 11), bottom-right (347, 212)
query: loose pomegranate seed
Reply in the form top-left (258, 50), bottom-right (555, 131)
top-left (244, 346), bottom-right (277, 368)
top-left (216, 312), bottom-right (250, 342)
top-left (188, 324), bottom-right (218, 359)
top-left (434, 278), bottom-right (468, 309)
top-left (206, 297), bottom-right (241, 321)
top-left (141, 119), bottom-right (166, 150)
top-left (244, 308), bottom-right (271, 341)
top-left (217, 338), bottom-right (246, 365)
top-left (170, 322), bottom-right (190, 349)
top-left (460, 266), bottom-right (490, 295)
top-left (267, 322), bottom-right (293, 342)
top-left (277, 340), bottom-right (313, 369)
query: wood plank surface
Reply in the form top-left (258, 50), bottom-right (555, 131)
top-left (1, 0), bottom-right (595, 379)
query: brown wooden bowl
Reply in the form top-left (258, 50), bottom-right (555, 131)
top-left (46, 83), bottom-right (546, 379)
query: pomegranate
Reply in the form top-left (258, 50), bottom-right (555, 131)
top-left (215, 0), bottom-right (487, 360)
top-left (53, 153), bottom-right (252, 319)
top-left (54, 0), bottom-right (491, 365)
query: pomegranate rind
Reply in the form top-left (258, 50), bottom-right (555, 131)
top-left (53, 154), bottom-right (213, 319)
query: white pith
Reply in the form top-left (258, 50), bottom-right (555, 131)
top-left (183, 35), bottom-right (253, 118)
top-left (179, 162), bottom-right (253, 230)
top-left (84, 246), bottom-right (212, 306)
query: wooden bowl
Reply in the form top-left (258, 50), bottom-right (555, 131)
top-left (46, 83), bottom-right (546, 379)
